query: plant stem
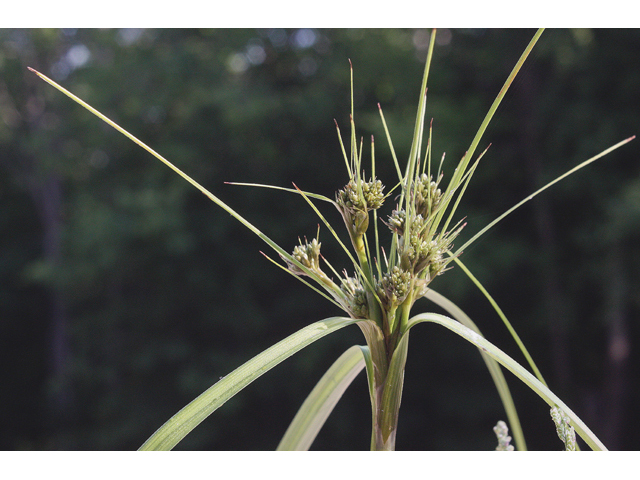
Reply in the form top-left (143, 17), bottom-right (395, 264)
top-left (377, 330), bottom-right (410, 450)
top-left (357, 321), bottom-right (389, 449)
top-left (359, 308), bottom-right (412, 450)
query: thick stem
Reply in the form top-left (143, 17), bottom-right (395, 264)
top-left (357, 321), bottom-right (388, 449)
top-left (375, 331), bottom-right (410, 450)
top-left (358, 320), bottom-right (410, 451)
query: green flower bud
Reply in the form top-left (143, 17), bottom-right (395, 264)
top-left (414, 173), bottom-right (443, 219)
top-left (336, 178), bottom-right (385, 237)
top-left (340, 276), bottom-right (369, 318)
top-left (377, 266), bottom-right (412, 309)
top-left (285, 238), bottom-right (322, 276)
top-left (386, 209), bottom-right (406, 236)
top-left (361, 178), bottom-right (385, 210)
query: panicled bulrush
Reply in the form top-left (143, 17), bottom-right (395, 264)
top-left (31, 29), bottom-right (625, 452)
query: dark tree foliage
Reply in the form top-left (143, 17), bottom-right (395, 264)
top-left (1, 28), bottom-right (638, 450)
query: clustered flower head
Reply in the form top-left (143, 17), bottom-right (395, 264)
top-left (550, 406), bottom-right (576, 451)
top-left (336, 178), bottom-right (385, 237)
top-left (386, 209), bottom-right (406, 236)
top-left (493, 420), bottom-right (515, 451)
top-left (376, 266), bottom-right (412, 311)
top-left (385, 172), bottom-right (463, 283)
top-left (414, 172), bottom-right (443, 219)
top-left (284, 237), bottom-right (323, 276)
top-left (340, 275), bottom-right (369, 318)
top-left (391, 210), bottom-right (460, 281)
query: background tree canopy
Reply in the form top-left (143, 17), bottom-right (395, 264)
top-left (1, 28), bottom-right (639, 450)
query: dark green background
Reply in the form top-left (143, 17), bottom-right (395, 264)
top-left (1, 28), bottom-right (639, 450)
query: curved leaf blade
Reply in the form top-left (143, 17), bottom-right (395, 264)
top-left (405, 312), bottom-right (607, 451)
top-left (446, 258), bottom-right (547, 387)
top-left (277, 345), bottom-right (365, 451)
top-left (139, 316), bottom-right (358, 451)
top-left (423, 289), bottom-right (526, 451)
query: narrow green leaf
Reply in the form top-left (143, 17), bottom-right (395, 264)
top-left (357, 345), bottom-right (378, 451)
top-left (449, 29), bottom-right (544, 189)
top-left (139, 316), bottom-right (359, 451)
top-left (27, 67), bottom-right (320, 287)
top-left (405, 312), bottom-right (607, 451)
top-left (277, 345), bottom-right (365, 451)
top-left (447, 258), bottom-right (547, 387)
top-left (423, 289), bottom-right (526, 451)
top-left (399, 29), bottom-right (436, 212)
top-left (455, 135), bottom-right (636, 256)
top-left (377, 104), bottom-right (403, 183)
top-left (225, 182), bottom-right (334, 204)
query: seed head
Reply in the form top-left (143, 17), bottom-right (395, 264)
top-left (340, 275), bottom-right (369, 318)
top-left (550, 406), bottom-right (576, 451)
top-left (284, 238), bottom-right (322, 276)
top-left (385, 209), bottom-right (406, 236)
top-left (493, 421), bottom-right (515, 451)
top-left (336, 178), bottom-right (385, 236)
top-left (377, 266), bottom-right (412, 309)
top-left (414, 173), bottom-right (443, 219)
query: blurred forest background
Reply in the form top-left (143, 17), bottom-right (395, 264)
top-left (1, 28), bottom-right (639, 450)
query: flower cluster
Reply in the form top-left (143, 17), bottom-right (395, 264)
top-left (493, 420), bottom-right (515, 451)
top-left (340, 276), bottom-right (369, 319)
top-left (284, 237), bottom-right (322, 276)
top-left (336, 178), bottom-right (385, 237)
top-left (550, 406), bottom-right (576, 451)
top-left (376, 266), bottom-right (412, 312)
top-left (414, 173), bottom-right (443, 219)
top-left (395, 213), bottom-right (454, 281)
top-left (385, 173), bottom-right (461, 283)
top-left (284, 168), bottom-right (462, 331)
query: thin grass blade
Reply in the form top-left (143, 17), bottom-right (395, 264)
top-left (226, 182), bottom-right (334, 204)
top-left (456, 135), bottom-right (635, 256)
top-left (448, 258), bottom-right (547, 387)
top-left (449, 29), bottom-right (544, 189)
top-left (28, 68), bottom-right (339, 293)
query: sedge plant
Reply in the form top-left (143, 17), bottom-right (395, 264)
top-left (29, 28), bottom-right (634, 451)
